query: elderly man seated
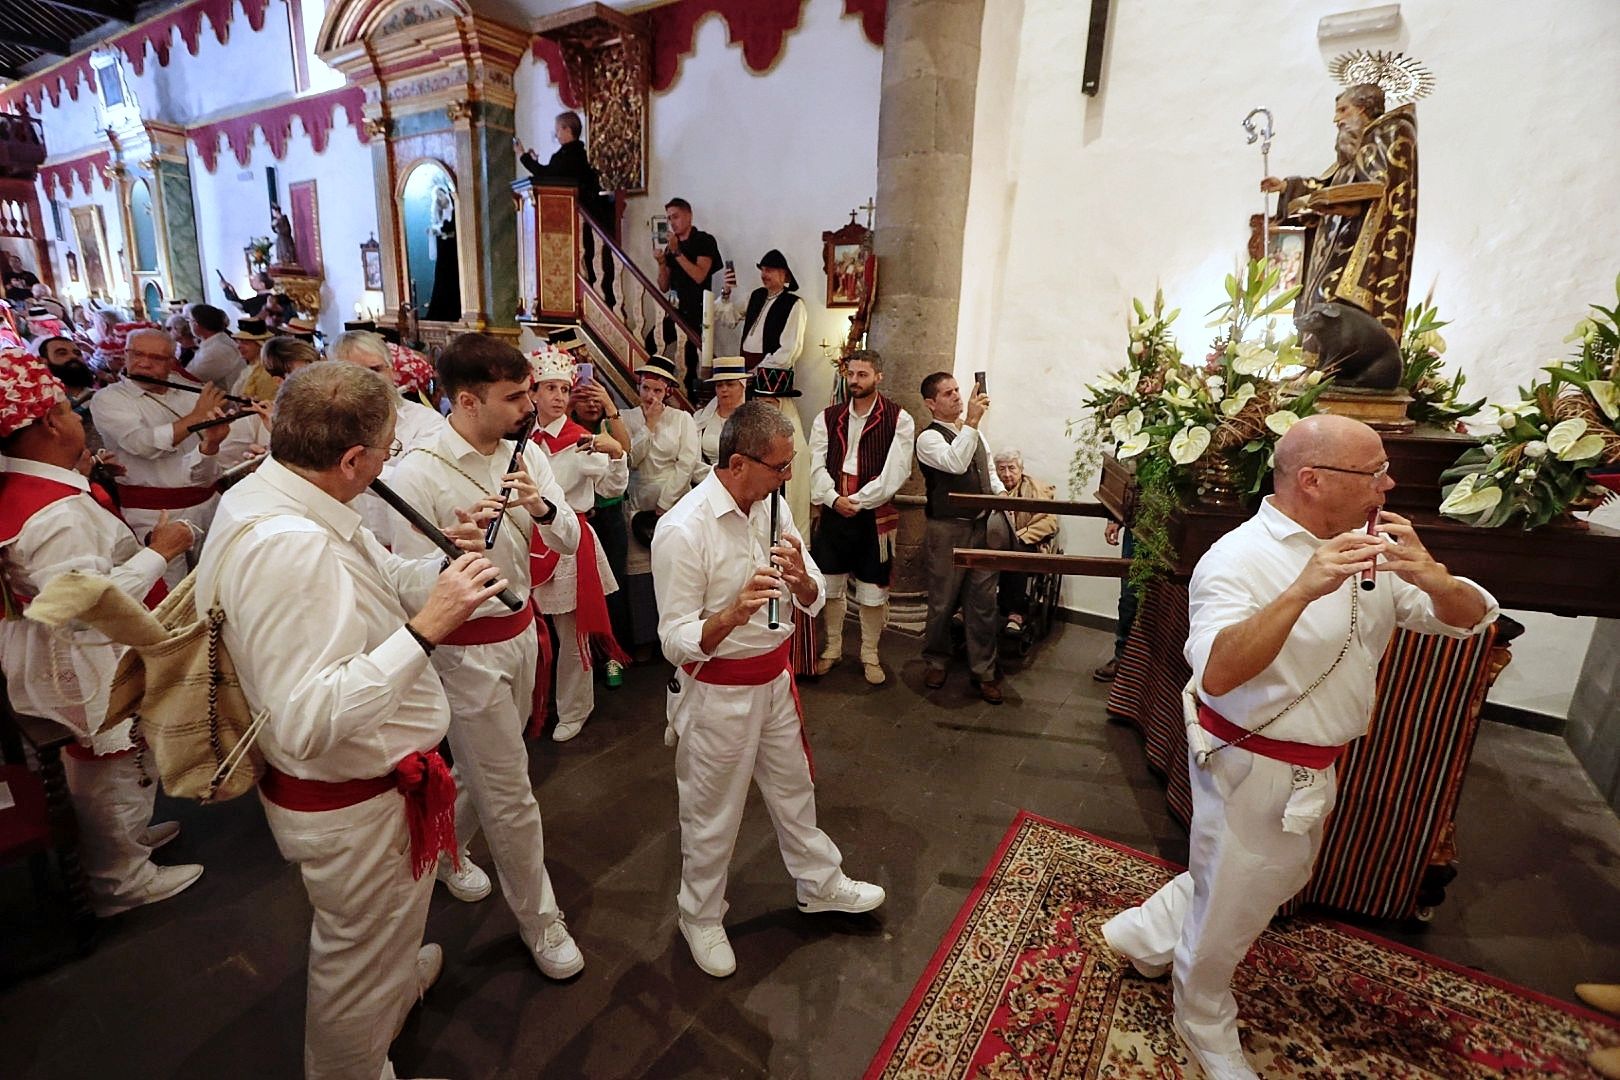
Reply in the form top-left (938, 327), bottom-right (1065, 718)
top-left (992, 447), bottom-right (1059, 635)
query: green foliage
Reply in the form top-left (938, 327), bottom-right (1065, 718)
top-left (1399, 301), bottom-right (1486, 426)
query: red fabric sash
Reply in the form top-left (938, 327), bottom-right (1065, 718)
top-left (1197, 702), bottom-right (1346, 770)
top-left (684, 641), bottom-right (814, 777)
top-left (533, 417), bottom-right (592, 454)
top-left (434, 603), bottom-right (556, 741)
top-left (527, 419), bottom-right (593, 586)
top-left (115, 482), bottom-right (216, 511)
top-left (562, 524), bottom-right (629, 672)
top-left (0, 471), bottom-right (168, 609)
top-left (260, 750), bottom-right (459, 879)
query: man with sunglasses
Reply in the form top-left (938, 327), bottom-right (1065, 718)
top-left (1101, 414), bottom-right (1497, 1080)
top-left (652, 401), bottom-right (885, 978)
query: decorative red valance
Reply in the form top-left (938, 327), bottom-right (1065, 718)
top-left (530, 38), bottom-right (581, 111)
top-left (188, 85), bottom-right (369, 172)
top-left (37, 150), bottom-right (113, 199)
top-left (0, 0), bottom-right (274, 115)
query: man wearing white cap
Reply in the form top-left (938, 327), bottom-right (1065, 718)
top-left (527, 342), bottom-right (629, 742)
top-left (0, 346), bottom-right (205, 915)
top-left (386, 333), bottom-right (588, 980)
top-left (88, 327), bottom-right (230, 586)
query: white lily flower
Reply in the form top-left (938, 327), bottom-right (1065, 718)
top-left (1169, 426), bottom-right (1211, 465)
top-left (1264, 411), bottom-right (1299, 436)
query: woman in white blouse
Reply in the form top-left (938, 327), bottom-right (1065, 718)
top-left (691, 355), bottom-right (750, 483)
top-left (620, 353), bottom-right (701, 647)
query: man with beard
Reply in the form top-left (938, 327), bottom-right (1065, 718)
top-left (37, 335), bottom-right (98, 398)
top-left (1262, 81), bottom-right (1419, 342)
top-left (808, 350), bottom-right (914, 685)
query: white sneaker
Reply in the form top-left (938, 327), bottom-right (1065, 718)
top-left (678, 918), bottom-right (736, 978)
top-left (1172, 1014), bottom-right (1259, 1080)
top-left (862, 661), bottom-right (886, 685)
top-left (534, 914), bottom-right (585, 979)
top-left (435, 850), bottom-right (492, 902)
top-left (552, 717), bottom-right (587, 742)
top-left (142, 821), bottom-right (181, 851)
top-left (798, 874), bottom-right (886, 915)
top-left (415, 943), bottom-right (443, 998)
top-left (1100, 916), bottom-right (1170, 979)
top-left (97, 862), bottom-right (204, 917)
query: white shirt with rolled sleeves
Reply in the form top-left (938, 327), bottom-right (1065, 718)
top-left (913, 421), bottom-right (1006, 493)
top-left (0, 459), bottom-right (167, 751)
top-left (195, 457), bottom-right (451, 782)
top-left (808, 399), bottom-right (916, 510)
top-left (386, 422), bottom-right (579, 615)
top-left (623, 405), bottom-right (701, 514)
top-left (1185, 496), bottom-right (1499, 747)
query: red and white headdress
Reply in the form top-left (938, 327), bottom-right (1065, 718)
top-left (0, 346), bottom-right (68, 438)
top-left (528, 343), bottom-right (577, 386)
top-left (387, 342), bottom-right (436, 395)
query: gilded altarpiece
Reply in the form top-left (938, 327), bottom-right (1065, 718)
top-left (532, 4), bottom-right (651, 195)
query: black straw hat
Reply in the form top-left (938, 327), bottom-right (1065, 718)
top-left (756, 249), bottom-right (799, 292)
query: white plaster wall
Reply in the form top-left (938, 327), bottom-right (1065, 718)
top-left (959, 0), bottom-right (1620, 716)
top-left (188, 123), bottom-right (378, 340)
top-left (512, 0), bottom-right (883, 426)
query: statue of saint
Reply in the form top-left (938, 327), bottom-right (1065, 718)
top-left (270, 203), bottom-right (300, 270)
top-left (1263, 82), bottom-right (1418, 347)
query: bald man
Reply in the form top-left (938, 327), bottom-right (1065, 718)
top-left (1100, 414), bottom-right (1497, 1080)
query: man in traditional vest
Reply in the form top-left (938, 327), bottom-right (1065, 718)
top-left (916, 371), bottom-right (1006, 704)
top-left (88, 327), bottom-right (230, 586)
top-left (526, 342), bottom-right (630, 742)
top-left (808, 350), bottom-right (915, 684)
top-left (386, 333), bottom-right (587, 980)
top-left (0, 347), bottom-right (205, 916)
top-left (717, 248), bottom-right (806, 373)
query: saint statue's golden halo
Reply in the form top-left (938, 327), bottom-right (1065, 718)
top-left (1328, 49), bottom-right (1436, 105)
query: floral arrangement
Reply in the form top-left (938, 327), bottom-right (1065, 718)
top-left (1071, 261), bottom-right (1331, 587)
top-left (1439, 276), bottom-right (1620, 528)
top-left (1399, 301), bottom-right (1485, 427)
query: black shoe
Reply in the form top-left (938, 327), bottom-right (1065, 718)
top-left (924, 666), bottom-right (947, 689)
top-left (1093, 658), bottom-right (1120, 683)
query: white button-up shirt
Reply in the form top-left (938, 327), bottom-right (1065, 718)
top-left (1186, 496), bottom-right (1499, 747)
top-left (87, 378), bottom-right (222, 544)
top-left (196, 457), bottom-right (451, 781)
top-left (716, 290), bottom-right (806, 369)
top-left (386, 422), bottom-right (578, 616)
top-left (913, 421), bottom-right (1006, 493)
top-left (0, 459), bottom-right (167, 749)
top-left (651, 470), bottom-right (825, 666)
top-left (187, 332), bottom-right (245, 390)
top-left (623, 405), bottom-right (701, 515)
top-left (353, 392), bottom-right (449, 549)
top-left (808, 397), bottom-right (916, 509)
top-left (538, 414), bottom-right (628, 514)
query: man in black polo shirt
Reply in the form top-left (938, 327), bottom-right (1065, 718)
top-left (654, 197), bottom-right (721, 396)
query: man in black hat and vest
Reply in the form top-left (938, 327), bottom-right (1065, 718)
top-left (718, 249), bottom-right (805, 374)
top-left (808, 350), bottom-right (914, 685)
top-left (916, 371), bottom-right (1007, 704)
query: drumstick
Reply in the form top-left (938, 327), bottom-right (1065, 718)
top-left (1361, 508), bottom-right (1379, 591)
top-left (368, 478), bottom-right (525, 612)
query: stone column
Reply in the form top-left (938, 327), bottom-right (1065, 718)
top-left (867, 0), bottom-right (986, 599)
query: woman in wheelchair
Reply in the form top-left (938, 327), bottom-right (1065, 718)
top-left (992, 447), bottom-right (1059, 635)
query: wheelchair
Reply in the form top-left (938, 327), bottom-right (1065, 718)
top-left (1000, 539), bottom-right (1063, 658)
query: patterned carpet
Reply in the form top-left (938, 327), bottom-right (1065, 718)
top-left (866, 812), bottom-right (1619, 1078)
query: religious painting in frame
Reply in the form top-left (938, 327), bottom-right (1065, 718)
top-left (821, 219), bottom-right (872, 309)
top-left (360, 234), bottom-right (383, 291)
top-left (70, 204), bottom-right (111, 297)
top-left (287, 180), bottom-right (323, 276)
top-left (1248, 215), bottom-right (1308, 297)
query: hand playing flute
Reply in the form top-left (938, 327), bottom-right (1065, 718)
top-left (408, 553), bottom-right (511, 644)
top-left (770, 532), bottom-right (817, 608)
top-left (499, 466), bottom-right (552, 519)
top-left (443, 504), bottom-right (497, 553)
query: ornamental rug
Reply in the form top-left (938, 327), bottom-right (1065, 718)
top-left (865, 812), bottom-right (1619, 1079)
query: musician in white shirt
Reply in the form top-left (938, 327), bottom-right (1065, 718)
top-left (197, 362), bottom-right (504, 1080)
top-left (386, 334), bottom-right (587, 981)
top-left (1101, 414), bottom-right (1497, 1080)
top-left (621, 354), bottom-right (700, 647)
top-left (652, 401), bottom-right (885, 979)
top-left (88, 327), bottom-right (228, 585)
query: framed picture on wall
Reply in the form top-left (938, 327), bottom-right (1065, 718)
top-left (821, 219), bottom-right (872, 309)
top-left (360, 234), bottom-right (383, 290)
top-left (70, 205), bottom-right (111, 297)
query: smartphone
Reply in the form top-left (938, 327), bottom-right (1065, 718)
top-left (575, 433), bottom-right (596, 452)
top-left (576, 361), bottom-right (595, 385)
top-left (973, 371), bottom-right (987, 397)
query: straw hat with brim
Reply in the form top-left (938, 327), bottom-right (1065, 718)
top-left (286, 317), bottom-right (318, 338)
top-left (634, 354), bottom-right (681, 384)
top-left (549, 327), bottom-right (586, 351)
top-left (631, 510), bottom-right (660, 548)
top-left (234, 319), bottom-right (272, 341)
top-left (705, 356), bottom-right (750, 383)
top-left (749, 365), bottom-right (801, 398)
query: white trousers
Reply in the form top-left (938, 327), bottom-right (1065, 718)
top-left (437, 626), bottom-right (560, 949)
top-left (63, 751), bottom-right (162, 916)
top-left (823, 571), bottom-right (889, 608)
top-left (673, 671), bottom-right (843, 925)
top-left (262, 788), bottom-right (433, 1080)
top-left (1101, 747), bottom-right (1336, 1055)
top-left (552, 610), bottom-right (594, 726)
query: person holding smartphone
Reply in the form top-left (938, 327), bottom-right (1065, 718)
top-left (516, 111), bottom-right (615, 299)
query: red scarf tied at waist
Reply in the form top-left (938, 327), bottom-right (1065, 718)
top-left (260, 750), bottom-right (459, 879)
top-left (530, 421), bottom-right (631, 675)
top-left (439, 602), bottom-right (558, 740)
top-left (1197, 701), bottom-right (1346, 771)
top-left (683, 640), bottom-right (814, 778)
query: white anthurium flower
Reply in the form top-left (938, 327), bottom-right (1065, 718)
top-left (1522, 440), bottom-right (1548, 459)
top-left (1264, 410), bottom-right (1300, 436)
top-left (1547, 417), bottom-right (1605, 461)
top-left (1439, 475), bottom-right (1504, 517)
top-left (1219, 383), bottom-right (1256, 417)
top-left (1169, 425), bottom-right (1212, 465)
top-left (1109, 408), bottom-right (1144, 443)
top-left (1231, 343), bottom-right (1276, 376)
top-left (1116, 432), bottom-right (1152, 459)
top-left (1418, 330), bottom-right (1447, 355)
top-left (1589, 380), bottom-right (1619, 421)
top-left (1163, 387), bottom-right (1197, 409)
